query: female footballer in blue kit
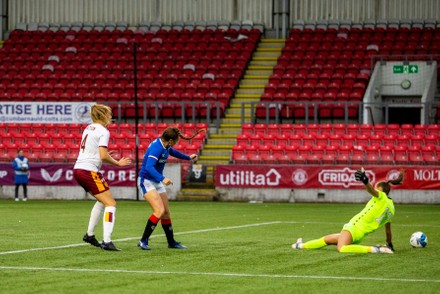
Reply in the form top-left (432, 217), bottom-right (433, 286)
top-left (137, 126), bottom-right (205, 250)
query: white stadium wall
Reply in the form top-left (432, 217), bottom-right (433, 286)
top-left (0, 164), bottom-right (182, 200)
top-left (7, 0), bottom-right (440, 31)
top-left (289, 0), bottom-right (440, 22)
top-left (215, 188), bottom-right (440, 204)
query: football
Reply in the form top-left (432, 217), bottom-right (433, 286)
top-left (21, 163), bottom-right (28, 170)
top-left (410, 231), bottom-right (428, 248)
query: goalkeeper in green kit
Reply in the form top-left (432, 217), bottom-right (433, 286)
top-left (292, 168), bottom-right (404, 254)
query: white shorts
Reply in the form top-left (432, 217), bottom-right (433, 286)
top-left (138, 177), bottom-right (166, 195)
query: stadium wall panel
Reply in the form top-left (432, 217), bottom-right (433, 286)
top-left (215, 188), bottom-right (440, 204)
top-left (7, 0), bottom-right (440, 32)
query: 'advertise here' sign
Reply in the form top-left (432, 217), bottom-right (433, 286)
top-left (0, 102), bottom-right (94, 124)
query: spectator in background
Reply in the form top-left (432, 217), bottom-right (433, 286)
top-left (13, 149), bottom-right (30, 201)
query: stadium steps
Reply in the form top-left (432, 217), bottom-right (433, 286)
top-left (196, 155), bottom-right (231, 165)
top-left (198, 133), bottom-right (237, 164)
top-left (231, 93), bottom-right (262, 103)
top-left (197, 38), bottom-right (285, 166)
top-left (221, 38), bottom-right (285, 125)
top-left (248, 65), bottom-right (274, 71)
top-left (240, 76), bottom-right (269, 84)
top-left (176, 187), bottom-right (219, 201)
top-left (202, 144), bottom-right (235, 157)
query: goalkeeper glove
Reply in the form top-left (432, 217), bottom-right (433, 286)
top-left (355, 169), bottom-right (369, 185)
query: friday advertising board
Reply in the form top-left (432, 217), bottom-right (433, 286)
top-left (216, 165), bottom-right (440, 190)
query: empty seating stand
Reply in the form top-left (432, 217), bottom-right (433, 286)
top-left (0, 122), bottom-right (207, 163)
top-left (257, 20), bottom-right (440, 122)
top-left (0, 21), bottom-right (262, 121)
top-left (231, 123), bottom-right (440, 166)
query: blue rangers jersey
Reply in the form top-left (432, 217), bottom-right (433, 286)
top-left (139, 138), bottom-right (190, 183)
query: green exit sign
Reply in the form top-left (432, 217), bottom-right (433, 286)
top-left (393, 65), bottom-right (419, 74)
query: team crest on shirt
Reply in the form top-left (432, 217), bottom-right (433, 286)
top-left (158, 153), bottom-right (168, 163)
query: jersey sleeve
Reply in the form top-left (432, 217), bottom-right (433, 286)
top-left (98, 128), bottom-right (110, 148)
top-left (169, 148), bottom-right (191, 160)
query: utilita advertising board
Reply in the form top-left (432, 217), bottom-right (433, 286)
top-left (215, 165), bottom-right (440, 190)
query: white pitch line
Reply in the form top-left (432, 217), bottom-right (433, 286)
top-left (0, 221), bottom-right (281, 255)
top-left (0, 266), bottom-right (439, 284)
top-left (282, 221), bottom-right (440, 228)
top-left (0, 220), bottom-right (437, 256)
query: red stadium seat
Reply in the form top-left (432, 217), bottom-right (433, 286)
top-left (232, 153), bottom-right (248, 164)
top-left (380, 153), bottom-right (394, 165)
top-left (247, 154), bottom-right (262, 164)
top-left (426, 124), bottom-right (440, 133)
top-left (261, 154), bottom-right (278, 164)
top-left (53, 152), bottom-right (68, 163)
top-left (258, 145), bottom-right (271, 156)
top-left (275, 154), bottom-right (292, 164)
top-left (236, 134), bottom-right (249, 146)
top-left (351, 153), bottom-right (364, 165)
top-left (422, 154), bottom-right (438, 166)
top-left (67, 153), bottom-right (78, 163)
top-left (244, 145), bottom-right (258, 156)
top-left (321, 154), bottom-right (335, 165)
top-left (409, 153), bottom-right (424, 166)
top-left (407, 145), bottom-right (421, 156)
top-left (387, 124), bottom-right (400, 135)
top-left (424, 134), bottom-right (438, 146)
top-left (306, 153), bottom-right (322, 165)
top-left (369, 134), bottom-right (383, 147)
top-left (394, 154), bottom-right (409, 165)
top-left (335, 153), bottom-right (350, 165)
top-left (40, 152), bottom-right (54, 162)
top-left (393, 144), bottom-right (408, 157)
top-left (365, 153), bottom-right (380, 165)
top-left (232, 145), bottom-right (245, 156)
top-left (291, 153), bottom-right (307, 164)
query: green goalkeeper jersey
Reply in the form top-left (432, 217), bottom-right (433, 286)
top-left (348, 190), bottom-right (395, 235)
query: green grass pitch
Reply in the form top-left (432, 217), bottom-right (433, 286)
top-left (0, 200), bottom-right (439, 293)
